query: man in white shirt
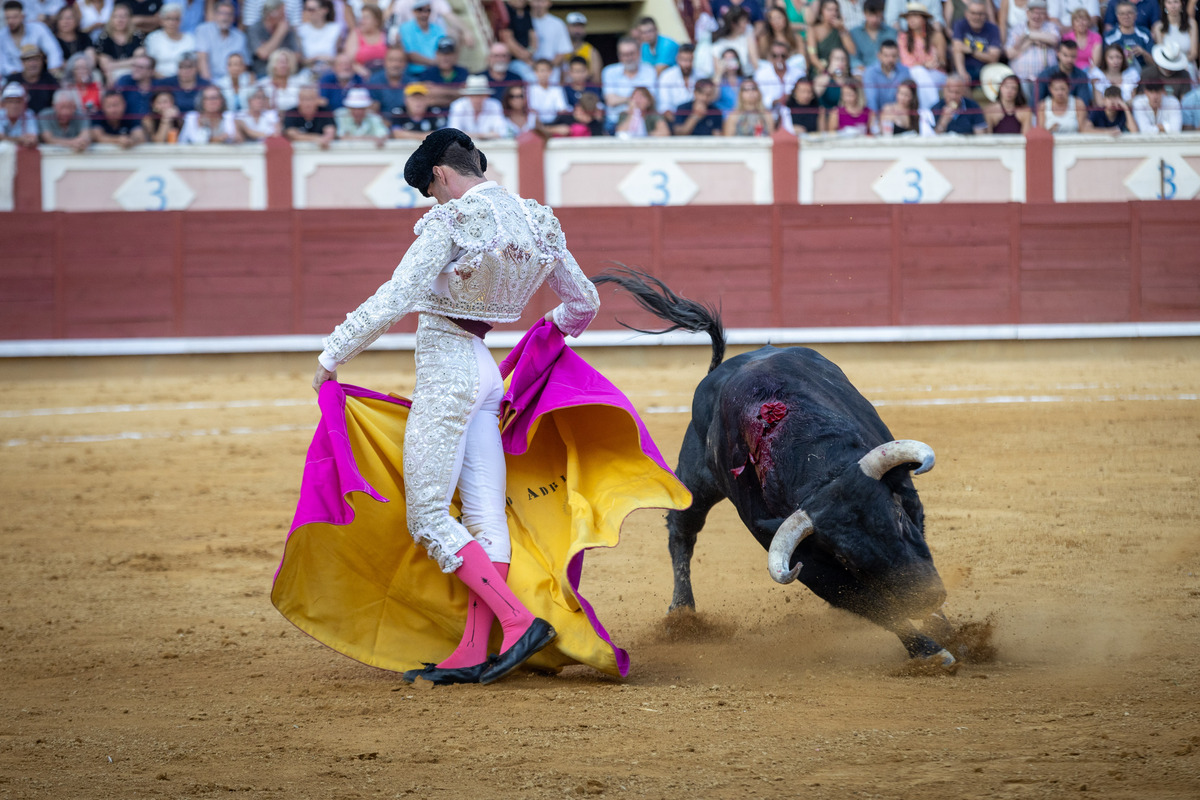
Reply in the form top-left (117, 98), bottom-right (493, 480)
top-left (656, 42), bottom-right (697, 118)
top-left (529, 0), bottom-right (572, 78)
top-left (195, 1), bottom-right (248, 81)
top-left (446, 73), bottom-right (507, 138)
top-left (601, 34), bottom-right (656, 130)
top-left (754, 41), bottom-right (807, 110)
top-left (1131, 73), bottom-right (1182, 133)
top-left (1, 0), bottom-right (61, 73)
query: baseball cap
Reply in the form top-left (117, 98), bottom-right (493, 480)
top-left (404, 82), bottom-right (429, 96)
top-left (436, 36), bottom-right (457, 53)
top-left (343, 87), bottom-right (372, 108)
top-left (565, 11), bottom-right (587, 24)
top-left (2, 82), bottom-right (26, 99)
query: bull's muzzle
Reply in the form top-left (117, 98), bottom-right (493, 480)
top-left (767, 509), bottom-right (813, 584)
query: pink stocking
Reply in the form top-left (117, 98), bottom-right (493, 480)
top-left (436, 562), bottom-right (509, 669)
top-left (447, 541), bottom-right (535, 655)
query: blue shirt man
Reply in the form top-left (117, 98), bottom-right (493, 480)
top-left (930, 76), bottom-right (986, 134)
top-left (1103, 0), bottom-right (1159, 34)
top-left (194, 1), bottom-right (248, 81)
top-left (850, 0), bottom-right (896, 69)
top-left (398, 0), bottom-right (446, 80)
top-left (952, 3), bottom-right (1002, 82)
top-left (862, 39), bottom-right (911, 112)
top-left (636, 17), bottom-right (678, 72)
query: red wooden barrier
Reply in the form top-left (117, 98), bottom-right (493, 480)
top-left (1, 202), bottom-right (1198, 341)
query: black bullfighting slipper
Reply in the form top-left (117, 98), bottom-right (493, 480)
top-left (401, 660), bottom-right (491, 686)
top-left (479, 619), bottom-right (556, 685)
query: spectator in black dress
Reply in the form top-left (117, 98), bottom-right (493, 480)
top-left (781, 77), bottom-right (821, 134)
top-left (283, 83), bottom-right (335, 146)
top-left (91, 90), bottom-right (146, 147)
top-left (6, 45), bottom-right (59, 114)
top-left (96, 3), bottom-right (145, 86)
top-left (53, 5), bottom-right (95, 66)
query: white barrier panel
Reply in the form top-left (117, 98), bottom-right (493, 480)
top-left (543, 137), bottom-right (773, 207)
top-left (1053, 133), bottom-right (1200, 202)
top-left (291, 139), bottom-right (519, 209)
top-left (800, 135), bottom-right (1026, 204)
top-left (0, 142), bottom-right (14, 212)
top-left (40, 143), bottom-right (267, 211)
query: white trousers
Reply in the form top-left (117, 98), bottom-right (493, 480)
top-left (404, 314), bottom-right (510, 572)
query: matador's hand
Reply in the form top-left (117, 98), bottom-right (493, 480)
top-left (312, 365), bottom-right (337, 393)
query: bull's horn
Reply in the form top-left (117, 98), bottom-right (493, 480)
top-left (858, 440), bottom-right (936, 480)
top-left (767, 510), bottom-right (813, 585)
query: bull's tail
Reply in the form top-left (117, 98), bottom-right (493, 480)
top-left (593, 268), bottom-right (727, 373)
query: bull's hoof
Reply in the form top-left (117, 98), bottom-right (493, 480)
top-left (913, 647), bottom-right (959, 675)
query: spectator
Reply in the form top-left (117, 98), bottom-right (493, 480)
top-left (247, 0), bottom-right (300, 78)
top-left (984, 69), bottom-right (1033, 131)
top-left (1088, 84), bottom-right (1139, 132)
top-left (1151, 0), bottom-right (1197, 79)
top-left (673, 76), bottom-right (723, 134)
top-left (386, 0), bottom-right (473, 51)
top-left (561, 53), bottom-right (600, 108)
top-left (0, 80), bottom-right (38, 145)
top-left (997, 0), bottom-right (1031, 42)
top-left (564, 10), bottom-right (600, 84)
top-left (1180, 81), bottom-right (1200, 129)
top-left (1130, 70), bottom-right (1182, 132)
top-left (754, 40), bottom-right (805, 110)
top-left (616, 84), bottom-right (669, 136)
top-left (829, 75), bottom-right (870, 133)
top-left (808, 0), bottom-right (856, 72)
top-left (724, 76), bottom-right (775, 134)
top-left (6, 45), bottom-right (58, 113)
top-left (297, 0), bottom-right (338, 74)
top-left (319, 51), bottom-right (363, 109)
top-left (95, 2), bottom-right (145, 85)
top-left (713, 47), bottom-right (743, 111)
top-left (883, 0), bottom-right (944, 31)
top-left (335, 84), bottom-right (388, 143)
top-left (235, 85), bottom-right (280, 137)
top-left (1035, 39), bottom-right (1090, 102)
top-left (1102, 0), bottom-right (1158, 35)
top-left (145, 4), bottom-right (195, 77)
top-left (499, 81), bottom-right (535, 135)
top-left (1053, 0), bottom-right (1101, 32)
top-left (478, 40), bottom-right (522, 100)
top-left (758, 6), bottom-right (803, 64)
top-left (1038, 70), bottom-right (1090, 130)
top-left (178, 82), bottom-right (237, 141)
top-left (543, 89), bottom-right (605, 135)
top-left (38, 88), bottom-right (89, 148)
top-left (899, 2), bottom-right (946, 106)
top-left (391, 81), bottom-right (442, 137)
top-left (657, 42), bottom-right (699, 119)
top-left (3, 0), bottom-right (64, 74)
top-left (217, 51), bottom-right (257, 112)
top-left (712, 0), bottom-right (765, 27)
top-left (850, 0), bottom-right (897, 70)
top-left (257, 46), bottom-right (303, 109)
top-left (930, 72), bottom-right (986, 132)
top-left (951, 0), bottom-right (1002, 85)
top-left (529, 0), bottom-right (571, 78)
top-left (879, 76), bottom-right (920, 133)
top-left (601, 34), bottom-right (655, 129)
top-left (344, 3), bottom-right (387, 79)
top-left (446, 73), bottom-right (505, 136)
top-left (140, 86), bottom-right (182, 139)
top-left (62, 52), bottom-right (101, 115)
top-left (813, 45), bottom-right (853, 120)
top-left (1089, 42), bottom-right (1140, 103)
top-left (242, 0), bottom-right (303, 29)
top-left (527, 57), bottom-right (568, 123)
top-left (1005, 0), bottom-right (1059, 103)
top-left (53, 5), bottom-right (93, 65)
top-left (862, 38), bottom-right (911, 112)
top-left (1102, 1), bottom-right (1153, 69)
top-left (417, 35), bottom-right (466, 105)
top-left (22, 0), bottom-right (65, 29)
top-left (780, 76), bottom-right (822, 133)
top-left (636, 16), bottom-right (678, 75)
top-left (497, 0), bottom-right (536, 80)
top-left (839, 0), bottom-right (869, 32)
top-left (91, 89), bottom-right (145, 145)
top-left (158, 50), bottom-right (208, 112)
top-left (398, 0), bottom-right (446, 80)
top-left (194, 1), bottom-right (247, 82)
top-left (283, 82), bottom-right (334, 144)
top-left (79, 0), bottom-right (114, 38)
top-left (713, 5), bottom-right (759, 76)
top-left (128, 0), bottom-right (165, 35)
top-left (1146, 40), bottom-right (1192, 98)
top-left (368, 44), bottom-right (408, 123)
top-left (113, 51), bottom-right (154, 115)
top-left (1062, 8), bottom-right (1101, 70)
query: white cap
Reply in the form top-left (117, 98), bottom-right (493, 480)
top-left (2, 82), bottom-right (26, 100)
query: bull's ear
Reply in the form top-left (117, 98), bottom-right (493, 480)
top-left (858, 440), bottom-right (935, 480)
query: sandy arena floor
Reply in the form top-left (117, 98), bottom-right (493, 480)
top-left (1, 338), bottom-right (1198, 799)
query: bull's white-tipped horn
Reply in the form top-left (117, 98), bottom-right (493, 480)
top-left (858, 440), bottom-right (936, 480)
top-left (768, 510), bottom-right (814, 584)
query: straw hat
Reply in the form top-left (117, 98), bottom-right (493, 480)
top-left (980, 62), bottom-right (1015, 102)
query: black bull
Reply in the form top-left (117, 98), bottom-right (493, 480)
top-left (595, 270), bottom-right (958, 670)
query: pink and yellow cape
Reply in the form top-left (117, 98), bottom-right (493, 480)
top-left (271, 319), bottom-right (692, 677)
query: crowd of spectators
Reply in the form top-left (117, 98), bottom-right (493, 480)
top-left (2, 0), bottom-right (1199, 150)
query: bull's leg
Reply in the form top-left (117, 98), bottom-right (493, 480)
top-left (666, 425), bottom-right (724, 613)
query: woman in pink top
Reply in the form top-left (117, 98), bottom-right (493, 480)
top-left (1062, 8), bottom-right (1102, 68)
top-left (343, 3), bottom-right (388, 77)
top-left (829, 77), bottom-right (870, 135)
